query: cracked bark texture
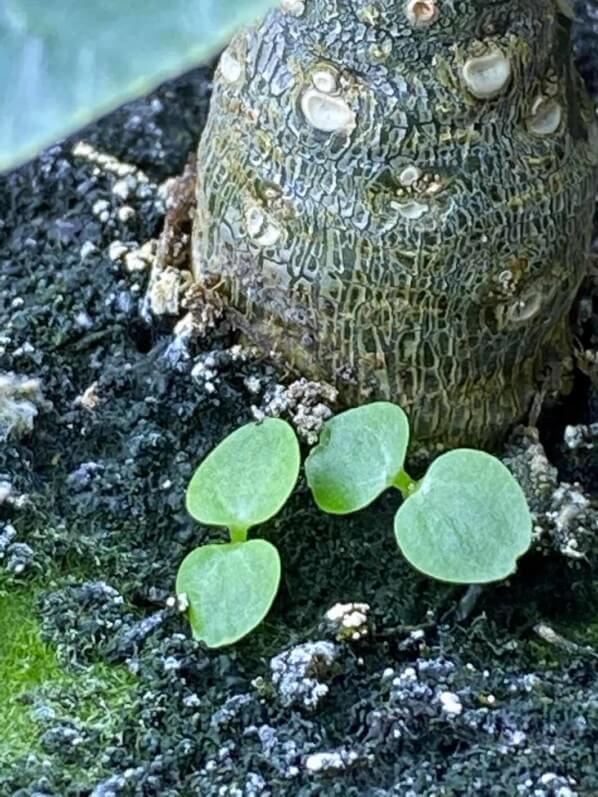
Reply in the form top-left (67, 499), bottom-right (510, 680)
top-left (193, 0), bottom-right (598, 447)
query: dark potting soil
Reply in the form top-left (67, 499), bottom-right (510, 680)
top-left (1, 14), bottom-right (598, 797)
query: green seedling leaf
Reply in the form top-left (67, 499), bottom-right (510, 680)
top-left (0, 0), bottom-right (277, 172)
top-left (176, 540), bottom-right (280, 647)
top-left (306, 402), bottom-right (410, 514)
top-left (394, 449), bottom-right (532, 584)
top-left (186, 418), bottom-right (300, 536)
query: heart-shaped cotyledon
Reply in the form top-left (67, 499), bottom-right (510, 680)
top-left (192, 0), bottom-right (598, 447)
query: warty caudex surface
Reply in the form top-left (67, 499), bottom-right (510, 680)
top-left (193, 0), bottom-right (598, 446)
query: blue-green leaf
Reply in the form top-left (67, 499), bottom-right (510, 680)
top-left (394, 449), bottom-right (532, 584)
top-left (176, 540), bottom-right (281, 647)
top-left (186, 418), bottom-right (300, 535)
top-left (0, 0), bottom-right (276, 171)
top-left (306, 402), bottom-right (410, 514)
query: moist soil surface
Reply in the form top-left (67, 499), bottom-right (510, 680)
top-left (1, 24), bottom-right (598, 797)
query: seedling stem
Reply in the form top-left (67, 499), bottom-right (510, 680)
top-left (230, 527), bottom-right (248, 544)
top-left (394, 469), bottom-right (417, 499)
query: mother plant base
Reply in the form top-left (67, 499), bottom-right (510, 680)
top-left (193, 0), bottom-right (598, 447)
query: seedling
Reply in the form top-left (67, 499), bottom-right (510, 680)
top-left (177, 402), bottom-right (533, 647)
top-left (306, 403), bottom-right (532, 584)
top-left (176, 418), bottom-right (300, 647)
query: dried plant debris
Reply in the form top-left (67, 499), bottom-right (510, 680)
top-left (0, 373), bottom-right (48, 441)
top-left (269, 641), bottom-right (339, 710)
top-left (252, 378), bottom-right (338, 444)
top-left (503, 427), bottom-right (598, 561)
top-left (324, 602), bottom-right (371, 643)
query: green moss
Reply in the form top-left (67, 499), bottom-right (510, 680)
top-left (0, 582), bottom-right (136, 770)
top-left (0, 584), bottom-right (62, 759)
top-left (63, 663), bottom-right (136, 732)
